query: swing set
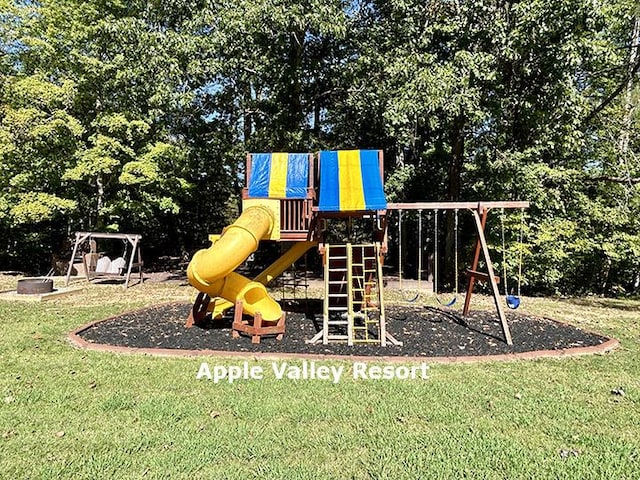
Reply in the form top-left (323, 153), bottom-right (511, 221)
top-left (500, 208), bottom-right (525, 310)
top-left (398, 208), bottom-right (460, 306)
top-left (389, 201), bottom-right (528, 345)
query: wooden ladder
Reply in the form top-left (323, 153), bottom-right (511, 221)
top-left (308, 243), bottom-right (401, 346)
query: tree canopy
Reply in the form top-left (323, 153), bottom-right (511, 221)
top-left (1, 0), bottom-right (639, 295)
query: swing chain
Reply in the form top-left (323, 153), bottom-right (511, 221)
top-left (398, 209), bottom-right (403, 293)
top-left (500, 208), bottom-right (509, 296)
top-left (517, 208), bottom-right (525, 297)
top-left (417, 209), bottom-right (423, 292)
top-left (433, 209), bottom-right (439, 294)
top-left (454, 209), bottom-right (459, 295)
top-left (501, 207), bottom-right (525, 301)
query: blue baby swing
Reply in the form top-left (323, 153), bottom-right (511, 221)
top-left (500, 208), bottom-right (525, 309)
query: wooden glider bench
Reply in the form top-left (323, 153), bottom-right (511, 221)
top-left (65, 232), bottom-right (144, 288)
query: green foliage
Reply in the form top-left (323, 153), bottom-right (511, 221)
top-left (0, 0), bottom-right (639, 293)
top-left (8, 193), bottom-right (76, 225)
top-left (0, 75), bottom-right (83, 229)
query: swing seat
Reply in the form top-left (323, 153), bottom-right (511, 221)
top-left (403, 291), bottom-right (420, 303)
top-left (436, 296), bottom-right (457, 308)
top-left (65, 232), bottom-right (144, 289)
top-left (506, 295), bottom-right (520, 309)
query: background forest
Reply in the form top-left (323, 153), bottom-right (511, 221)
top-left (0, 0), bottom-right (639, 295)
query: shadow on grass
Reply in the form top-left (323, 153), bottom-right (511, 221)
top-left (559, 297), bottom-right (640, 312)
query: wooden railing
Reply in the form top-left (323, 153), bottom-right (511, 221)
top-left (280, 198), bottom-right (313, 239)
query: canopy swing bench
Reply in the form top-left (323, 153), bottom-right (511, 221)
top-left (65, 232), bottom-right (144, 288)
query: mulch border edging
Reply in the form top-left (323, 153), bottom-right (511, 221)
top-left (66, 303), bottom-right (620, 364)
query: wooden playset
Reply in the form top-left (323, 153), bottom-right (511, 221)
top-left (184, 150), bottom-right (529, 346)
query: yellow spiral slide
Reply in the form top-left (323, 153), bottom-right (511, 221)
top-left (187, 205), bottom-right (314, 322)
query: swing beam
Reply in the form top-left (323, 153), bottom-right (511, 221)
top-left (387, 201), bottom-right (529, 346)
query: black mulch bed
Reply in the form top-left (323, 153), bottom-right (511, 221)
top-left (76, 300), bottom-right (611, 358)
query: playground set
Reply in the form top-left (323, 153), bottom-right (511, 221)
top-left (185, 150), bottom-right (529, 346)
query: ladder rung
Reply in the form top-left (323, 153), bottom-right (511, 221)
top-left (320, 243), bottom-right (386, 346)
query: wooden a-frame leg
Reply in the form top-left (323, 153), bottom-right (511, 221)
top-left (231, 300), bottom-right (243, 339)
top-left (463, 207), bottom-right (488, 316)
top-left (251, 313), bottom-right (263, 344)
top-left (470, 209), bottom-right (513, 345)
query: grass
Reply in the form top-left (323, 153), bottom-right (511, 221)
top-left (0, 275), bottom-right (639, 479)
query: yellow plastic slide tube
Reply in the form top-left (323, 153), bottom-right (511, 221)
top-left (187, 205), bottom-right (283, 322)
top-left (208, 240), bottom-right (317, 319)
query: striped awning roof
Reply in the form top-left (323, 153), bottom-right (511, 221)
top-left (318, 150), bottom-right (387, 212)
top-left (247, 153), bottom-right (309, 199)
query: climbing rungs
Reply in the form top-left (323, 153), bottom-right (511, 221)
top-left (327, 335), bottom-right (349, 341)
top-left (466, 269), bottom-right (500, 284)
top-left (313, 242), bottom-right (388, 346)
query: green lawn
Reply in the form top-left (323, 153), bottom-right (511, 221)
top-left (0, 276), bottom-right (639, 479)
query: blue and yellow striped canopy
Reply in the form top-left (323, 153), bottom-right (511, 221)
top-left (318, 150), bottom-right (387, 212)
top-left (247, 153), bottom-right (309, 199)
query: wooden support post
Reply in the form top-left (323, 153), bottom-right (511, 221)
top-left (470, 209), bottom-right (513, 345)
top-left (65, 232), bottom-right (93, 286)
top-left (465, 269), bottom-right (500, 284)
top-left (124, 235), bottom-right (139, 288)
top-left (65, 234), bottom-right (81, 286)
top-left (463, 208), bottom-right (488, 315)
top-left (231, 300), bottom-right (286, 344)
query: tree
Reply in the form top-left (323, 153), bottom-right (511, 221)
top-left (0, 0), bottom-right (638, 293)
top-left (0, 74), bottom-right (82, 271)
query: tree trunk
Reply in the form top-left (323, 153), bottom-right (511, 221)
top-left (619, 15), bottom-right (640, 158)
top-left (448, 112), bottom-right (465, 202)
top-left (445, 112), bottom-right (465, 286)
top-left (285, 29), bottom-right (305, 149)
top-left (243, 83), bottom-right (253, 144)
top-left (96, 175), bottom-right (104, 228)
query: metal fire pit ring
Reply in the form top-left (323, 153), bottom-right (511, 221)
top-left (17, 278), bottom-right (54, 295)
